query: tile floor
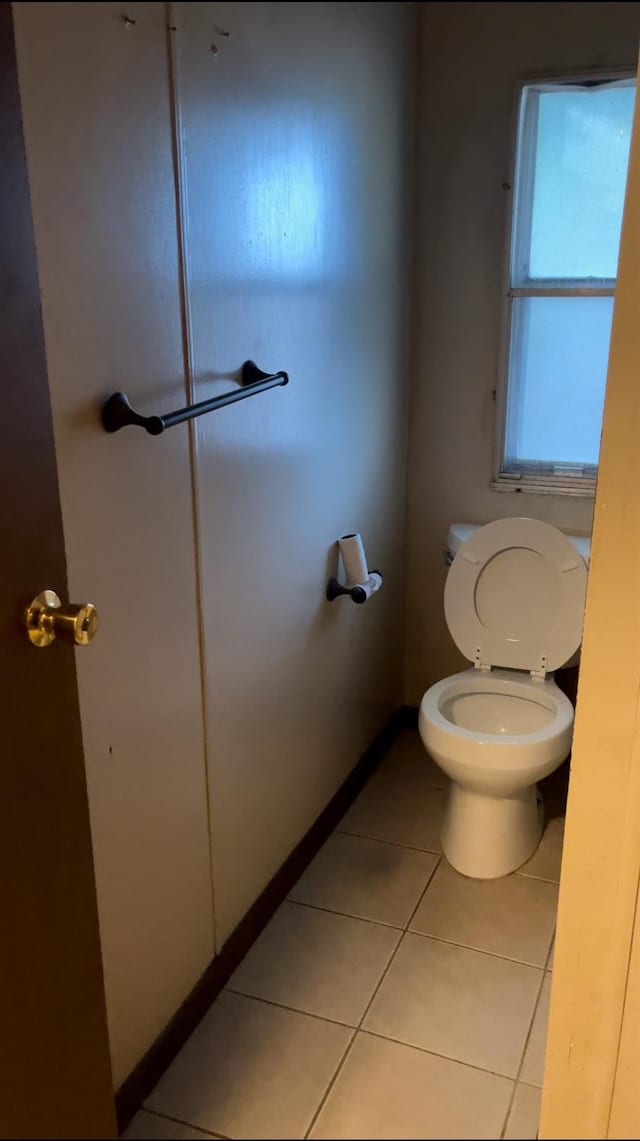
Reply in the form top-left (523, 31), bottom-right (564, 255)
top-left (125, 729), bottom-right (563, 1141)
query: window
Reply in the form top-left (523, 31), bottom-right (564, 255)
top-left (494, 75), bottom-right (636, 495)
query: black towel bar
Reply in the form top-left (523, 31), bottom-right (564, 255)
top-left (101, 360), bottom-right (289, 435)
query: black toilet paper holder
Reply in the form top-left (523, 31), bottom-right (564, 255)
top-left (326, 571), bottom-right (382, 605)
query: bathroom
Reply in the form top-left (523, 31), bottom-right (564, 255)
top-left (4, 1), bottom-right (640, 1139)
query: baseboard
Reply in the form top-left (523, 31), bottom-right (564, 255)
top-left (115, 707), bottom-right (408, 1133)
top-left (398, 703), bottom-right (418, 729)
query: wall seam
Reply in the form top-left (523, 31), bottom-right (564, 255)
top-left (165, 0), bottom-right (218, 954)
top-left (400, 0), bottom-right (425, 706)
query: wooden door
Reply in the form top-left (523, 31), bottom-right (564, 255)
top-left (11, 2), bottom-right (215, 1086)
top-left (0, 3), bottom-right (115, 1136)
top-left (539, 53), bottom-right (640, 1141)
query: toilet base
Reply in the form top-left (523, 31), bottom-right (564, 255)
top-left (441, 783), bottom-right (544, 879)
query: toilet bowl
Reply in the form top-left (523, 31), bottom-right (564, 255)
top-left (419, 517), bottom-right (588, 878)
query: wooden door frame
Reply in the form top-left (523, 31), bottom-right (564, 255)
top-left (540, 56), bottom-right (640, 1140)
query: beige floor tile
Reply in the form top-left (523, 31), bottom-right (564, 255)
top-left (547, 937), bottom-right (554, 970)
top-left (504, 1083), bottom-right (542, 1140)
top-left (147, 991), bottom-right (352, 1139)
top-left (410, 861), bottom-right (557, 966)
top-left (520, 973), bottom-right (552, 1086)
top-left (518, 817), bottom-right (564, 883)
top-left (228, 901), bottom-right (401, 1024)
top-left (289, 833), bottom-right (439, 927)
top-left (364, 933), bottom-right (541, 1077)
top-left (310, 1032), bottom-right (512, 1140)
top-left (124, 1110), bottom-right (217, 1138)
top-left (340, 767), bottom-right (447, 851)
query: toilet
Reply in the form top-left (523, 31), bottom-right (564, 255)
top-left (419, 517), bottom-right (588, 879)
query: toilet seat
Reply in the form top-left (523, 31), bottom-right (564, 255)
top-left (420, 669), bottom-right (573, 775)
top-left (444, 517), bottom-right (588, 676)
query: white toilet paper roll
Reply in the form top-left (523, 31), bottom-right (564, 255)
top-left (339, 533), bottom-right (368, 586)
top-left (349, 575), bottom-right (383, 602)
top-left (354, 572), bottom-right (382, 602)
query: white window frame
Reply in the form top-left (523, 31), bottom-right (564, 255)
top-left (492, 68), bottom-right (635, 498)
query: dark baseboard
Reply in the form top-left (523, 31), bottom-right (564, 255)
top-left (116, 706), bottom-right (410, 1133)
top-left (397, 703), bottom-right (418, 729)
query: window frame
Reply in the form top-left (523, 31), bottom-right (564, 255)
top-left (492, 68), bottom-right (635, 498)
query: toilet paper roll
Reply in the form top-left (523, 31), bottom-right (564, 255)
top-left (339, 533), bottom-right (368, 586)
top-left (352, 572), bottom-right (383, 604)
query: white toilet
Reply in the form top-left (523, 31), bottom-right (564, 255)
top-left (419, 517), bottom-right (588, 879)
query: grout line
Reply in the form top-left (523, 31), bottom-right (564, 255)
top-left (335, 826), bottom-right (441, 856)
top-left (544, 926), bottom-right (555, 972)
top-left (232, 854), bottom-right (445, 1041)
top-left (138, 1106), bottom-right (229, 1138)
top-left (231, 847), bottom-right (446, 1138)
top-left (302, 1030), bottom-right (357, 1140)
top-left (223, 991), bottom-right (537, 1090)
top-left (335, 829), bottom-right (561, 885)
top-left (278, 792), bottom-right (554, 1134)
top-left (498, 952), bottom-right (550, 1139)
top-left (316, 827), bottom-right (446, 855)
top-left (405, 928), bottom-right (553, 971)
top-left (359, 1027), bottom-right (519, 1083)
top-left (224, 988), bottom-right (357, 1030)
top-left (285, 898), bottom-right (405, 932)
top-left (516, 871), bottom-right (562, 886)
top-left (302, 858), bottom-right (440, 1139)
top-left (405, 855), bottom-right (442, 930)
top-left (305, 853), bottom-right (444, 1135)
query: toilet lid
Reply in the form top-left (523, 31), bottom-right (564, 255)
top-left (444, 518), bottom-right (588, 674)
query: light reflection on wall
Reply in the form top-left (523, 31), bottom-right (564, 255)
top-left (244, 129), bottom-right (325, 277)
top-left (185, 104), bottom-right (352, 285)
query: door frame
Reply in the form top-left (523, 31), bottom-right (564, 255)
top-left (540, 54), bottom-right (640, 1140)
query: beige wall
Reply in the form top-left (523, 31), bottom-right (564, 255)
top-left (173, 1), bottom-right (415, 944)
top-left (405, 1), bottom-right (640, 704)
top-left (14, 0), bottom-right (415, 1079)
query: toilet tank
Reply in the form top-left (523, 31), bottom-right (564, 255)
top-left (446, 522), bottom-right (591, 566)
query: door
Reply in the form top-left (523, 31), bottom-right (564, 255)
top-left (539, 51), bottom-right (640, 1141)
top-left (11, 1), bottom-right (215, 1087)
top-left (0, 3), bottom-right (115, 1136)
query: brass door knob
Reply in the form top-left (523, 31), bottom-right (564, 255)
top-left (26, 590), bottom-right (99, 648)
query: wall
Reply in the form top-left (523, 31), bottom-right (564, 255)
top-left (173, 1), bottom-right (416, 944)
top-left (405, 1), bottom-right (640, 703)
top-left (13, 0), bottom-right (415, 1081)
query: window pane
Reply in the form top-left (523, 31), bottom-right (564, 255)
top-left (505, 296), bottom-right (613, 468)
top-left (524, 83), bottom-right (634, 280)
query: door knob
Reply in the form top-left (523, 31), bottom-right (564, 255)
top-left (26, 590), bottom-right (99, 648)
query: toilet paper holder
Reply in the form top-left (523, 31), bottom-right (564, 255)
top-left (327, 532), bottom-right (383, 604)
top-left (326, 570), bottom-right (383, 605)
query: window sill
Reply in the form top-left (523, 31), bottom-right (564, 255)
top-left (491, 475), bottom-right (596, 498)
